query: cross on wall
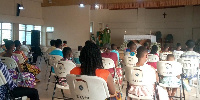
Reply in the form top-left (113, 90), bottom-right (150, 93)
top-left (163, 12), bottom-right (167, 18)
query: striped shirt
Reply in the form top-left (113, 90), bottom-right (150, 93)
top-left (181, 51), bottom-right (200, 61)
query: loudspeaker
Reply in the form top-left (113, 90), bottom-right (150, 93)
top-left (31, 30), bottom-right (40, 47)
top-left (16, 3), bottom-right (20, 16)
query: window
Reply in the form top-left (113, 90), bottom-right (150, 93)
top-left (19, 24), bottom-right (42, 45)
top-left (0, 23), bottom-right (13, 44)
top-left (46, 27), bottom-right (54, 32)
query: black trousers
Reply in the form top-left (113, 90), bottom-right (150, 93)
top-left (12, 87), bottom-right (39, 100)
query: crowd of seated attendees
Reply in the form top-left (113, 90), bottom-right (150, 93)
top-left (0, 37), bottom-right (199, 100)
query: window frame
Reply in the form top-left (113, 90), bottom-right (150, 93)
top-left (0, 22), bottom-right (13, 45)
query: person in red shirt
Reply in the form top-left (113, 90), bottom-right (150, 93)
top-left (101, 43), bottom-right (118, 67)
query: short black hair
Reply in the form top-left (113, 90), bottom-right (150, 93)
top-left (111, 44), bottom-right (116, 50)
top-left (5, 40), bottom-right (14, 50)
top-left (127, 41), bottom-right (134, 47)
top-left (50, 40), bottom-right (55, 46)
top-left (78, 46), bottom-right (82, 51)
top-left (164, 44), bottom-right (169, 49)
top-left (136, 46), bottom-right (148, 58)
top-left (14, 40), bottom-right (21, 48)
top-left (176, 43), bottom-right (181, 47)
top-left (185, 40), bottom-right (195, 49)
top-left (103, 43), bottom-right (111, 50)
top-left (150, 45), bottom-right (158, 54)
top-left (63, 41), bottom-right (67, 44)
top-left (55, 39), bottom-right (62, 48)
top-left (144, 42), bottom-right (148, 47)
top-left (85, 40), bottom-right (93, 46)
top-left (62, 47), bottom-right (72, 58)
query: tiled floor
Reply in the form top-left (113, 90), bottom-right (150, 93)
top-left (35, 58), bottom-right (200, 100)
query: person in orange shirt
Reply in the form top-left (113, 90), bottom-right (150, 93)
top-left (70, 42), bottom-right (121, 100)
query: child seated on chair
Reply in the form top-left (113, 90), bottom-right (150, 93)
top-left (58, 47), bottom-right (73, 87)
top-left (147, 45), bottom-right (159, 69)
top-left (160, 54), bottom-right (181, 100)
top-left (127, 46), bottom-right (158, 100)
top-left (125, 42), bottom-right (137, 56)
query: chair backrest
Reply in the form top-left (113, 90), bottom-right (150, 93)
top-left (0, 70), bottom-right (7, 86)
top-left (41, 46), bottom-right (48, 53)
top-left (49, 55), bottom-right (63, 66)
top-left (159, 52), bottom-right (171, 61)
top-left (0, 57), bottom-right (18, 69)
top-left (157, 61), bottom-right (182, 76)
top-left (177, 58), bottom-right (199, 70)
top-left (13, 53), bottom-right (25, 64)
top-left (73, 51), bottom-right (80, 58)
top-left (125, 66), bottom-right (156, 85)
top-left (173, 51), bottom-right (184, 60)
top-left (102, 57), bottom-right (115, 69)
top-left (66, 74), bottom-right (110, 100)
top-left (55, 61), bottom-right (76, 77)
top-left (147, 54), bottom-right (159, 62)
top-left (124, 56), bottom-right (138, 67)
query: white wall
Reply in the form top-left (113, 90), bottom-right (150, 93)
top-left (42, 5), bottom-right (90, 49)
top-left (0, 0), bottom-right (43, 43)
top-left (90, 6), bottom-right (200, 49)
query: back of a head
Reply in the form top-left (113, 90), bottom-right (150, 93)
top-left (164, 44), bottom-right (169, 49)
top-left (127, 41), bottom-right (134, 48)
top-left (85, 40), bottom-right (93, 46)
top-left (103, 43), bottom-right (111, 50)
top-left (185, 40), bottom-right (195, 49)
top-left (150, 45), bottom-right (158, 54)
top-left (50, 40), bottom-right (55, 46)
top-left (55, 39), bottom-right (62, 48)
top-left (14, 40), bottom-right (21, 47)
top-left (176, 43), bottom-right (181, 47)
top-left (63, 41), bottom-right (67, 44)
top-left (78, 46), bottom-right (82, 51)
top-left (111, 44), bottom-right (116, 50)
top-left (136, 46), bottom-right (148, 58)
top-left (166, 54), bottom-right (175, 61)
top-left (80, 42), bottom-right (103, 76)
top-left (5, 40), bottom-right (14, 50)
top-left (62, 47), bottom-right (72, 58)
top-left (144, 42), bottom-right (148, 47)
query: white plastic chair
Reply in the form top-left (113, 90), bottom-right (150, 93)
top-left (124, 56), bottom-right (138, 67)
top-left (0, 57), bottom-right (27, 86)
top-left (147, 54), bottom-right (159, 62)
top-left (52, 60), bottom-right (76, 100)
top-left (46, 55), bottom-right (63, 91)
top-left (13, 53), bottom-right (25, 64)
top-left (177, 58), bottom-right (199, 98)
top-left (125, 66), bottom-right (156, 99)
top-left (173, 51), bottom-right (184, 61)
top-left (159, 52), bottom-right (171, 61)
top-left (157, 61), bottom-right (185, 99)
top-left (66, 74), bottom-right (110, 100)
top-left (0, 70), bottom-right (27, 100)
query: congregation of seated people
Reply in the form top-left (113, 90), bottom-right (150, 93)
top-left (0, 38), bottom-right (199, 100)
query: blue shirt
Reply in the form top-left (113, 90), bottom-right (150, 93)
top-left (111, 50), bottom-right (120, 61)
top-left (0, 61), bottom-right (17, 99)
top-left (50, 48), bottom-right (63, 57)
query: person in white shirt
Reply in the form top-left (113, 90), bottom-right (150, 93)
top-left (181, 40), bottom-right (200, 85)
top-left (20, 41), bottom-right (30, 57)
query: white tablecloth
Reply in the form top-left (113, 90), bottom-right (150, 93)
top-left (124, 35), bottom-right (156, 43)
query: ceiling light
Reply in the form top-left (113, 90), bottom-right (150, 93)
top-left (79, 4), bottom-right (85, 7)
top-left (95, 4), bottom-right (99, 9)
top-left (19, 4), bottom-right (24, 10)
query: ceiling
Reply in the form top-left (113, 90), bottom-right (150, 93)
top-left (41, 0), bottom-right (200, 9)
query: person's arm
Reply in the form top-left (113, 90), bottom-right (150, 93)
top-left (107, 74), bottom-right (116, 95)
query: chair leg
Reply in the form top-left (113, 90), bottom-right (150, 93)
top-left (180, 85), bottom-right (182, 100)
top-left (52, 82), bottom-right (57, 100)
top-left (61, 89), bottom-right (65, 98)
top-left (46, 69), bottom-right (52, 91)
